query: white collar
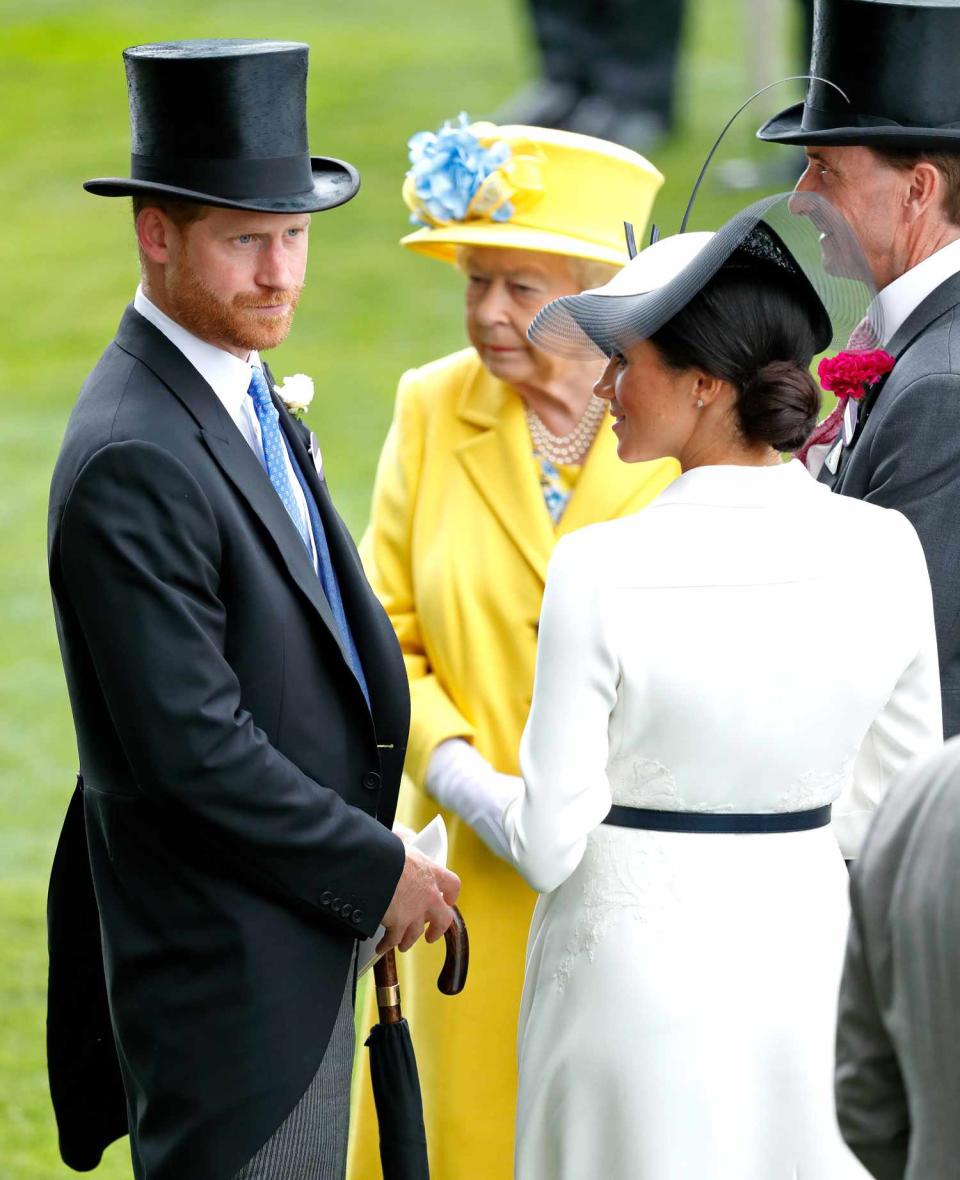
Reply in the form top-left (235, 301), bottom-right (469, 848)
top-left (875, 237), bottom-right (960, 346)
top-left (133, 286), bottom-right (264, 413)
top-left (651, 459), bottom-right (824, 509)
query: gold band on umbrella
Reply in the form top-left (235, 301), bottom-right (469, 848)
top-left (377, 984), bottom-right (401, 1008)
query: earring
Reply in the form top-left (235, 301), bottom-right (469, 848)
top-left (695, 398), bottom-right (704, 408)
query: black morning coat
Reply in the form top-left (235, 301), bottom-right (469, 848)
top-left (45, 306), bottom-right (410, 1180)
top-left (823, 270), bottom-right (960, 741)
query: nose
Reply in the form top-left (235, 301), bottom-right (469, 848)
top-left (256, 238), bottom-right (297, 291)
top-left (593, 357), bottom-right (618, 400)
top-left (794, 161), bottom-right (814, 193)
top-left (472, 281), bottom-right (510, 327)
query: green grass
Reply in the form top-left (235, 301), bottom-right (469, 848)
top-left (0, 1), bottom-right (805, 1174)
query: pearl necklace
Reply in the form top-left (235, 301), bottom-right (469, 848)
top-left (525, 395), bottom-right (608, 464)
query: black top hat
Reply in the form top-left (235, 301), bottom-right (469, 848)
top-left (85, 39), bottom-right (359, 213)
top-left (758, 0), bottom-right (960, 149)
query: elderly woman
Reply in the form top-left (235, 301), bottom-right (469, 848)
top-left (346, 118), bottom-right (676, 1180)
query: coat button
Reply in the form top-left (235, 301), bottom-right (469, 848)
top-left (362, 771), bottom-right (382, 791)
top-left (320, 891), bottom-right (333, 907)
top-left (340, 905), bottom-right (352, 920)
top-left (331, 898), bottom-right (342, 914)
top-left (351, 910), bottom-right (362, 924)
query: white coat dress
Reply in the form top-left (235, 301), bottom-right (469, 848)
top-left (504, 461), bottom-right (943, 1180)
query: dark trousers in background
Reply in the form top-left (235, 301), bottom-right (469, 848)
top-left (530, 0), bottom-right (685, 125)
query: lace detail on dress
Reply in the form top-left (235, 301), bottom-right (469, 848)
top-left (608, 755), bottom-right (736, 813)
top-left (609, 756), bottom-right (680, 808)
top-left (776, 756), bottom-right (855, 811)
top-left (554, 829), bottom-right (680, 991)
top-left (551, 754), bottom-right (858, 991)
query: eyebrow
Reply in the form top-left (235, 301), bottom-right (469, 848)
top-left (468, 266), bottom-right (547, 282)
top-left (226, 218), bottom-right (310, 236)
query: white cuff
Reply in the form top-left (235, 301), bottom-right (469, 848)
top-left (426, 739), bottom-right (523, 862)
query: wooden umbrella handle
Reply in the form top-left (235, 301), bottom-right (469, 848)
top-left (438, 905), bottom-right (468, 996)
top-left (372, 905), bottom-right (468, 1024)
top-left (374, 948), bottom-right (403, 1025)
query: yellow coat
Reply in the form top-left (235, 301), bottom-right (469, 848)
top-left (347, 349), bottom-right (677, 1179)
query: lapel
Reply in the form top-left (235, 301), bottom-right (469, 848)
top-left (454, 363), bottom-right (655, 581)
top-left (455, 365), bottom-right (555, 583)
top-left (114, 309), bottom-right (352, 664)
top-left (270, 376), bottom-right (409, 738)
top-left (272, 385), bottom-right (370, 623)
top-left (834, 271), bottom-right (960, 488)
top-left (556, 407), bottom-right (655, 539)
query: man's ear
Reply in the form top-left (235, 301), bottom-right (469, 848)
top-left (136, 207), bottom-right (176, 265)
top-left (905, 161), bottom-right (943, 222)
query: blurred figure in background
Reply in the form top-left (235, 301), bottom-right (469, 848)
top-left (495, 0), bottom-right (685, 152)
top-left (346, 118), bottom-right (677, 1180)
top-left (494, 0), bottom-right (816, 167)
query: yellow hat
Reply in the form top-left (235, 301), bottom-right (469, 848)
top-left (400, 117), bottom-right (664, 268)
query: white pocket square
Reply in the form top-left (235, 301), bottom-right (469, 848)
top-left (308, 431), bottom-right (324, 480)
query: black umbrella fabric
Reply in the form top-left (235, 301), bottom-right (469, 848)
top-left (365, 1018), bottom-right (428, 1177)
top-left (366, 908), bottom-right (469, 1180)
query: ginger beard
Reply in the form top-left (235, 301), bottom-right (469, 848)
top-left (166, 252), bottom-right (303, 354)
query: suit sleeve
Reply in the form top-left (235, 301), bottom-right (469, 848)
top-left (862, 370), bottom-right (960, 731)
top-left (359, 370), bottom-right (475, 789)
top-left (503, 536), bottom-right (617, 893)
top-left (835, 861), bottom-right (910, 1180)
top-left (834, 513), bottom-right (943, 858)
top-left (59, 440), bottom-right (403, 938)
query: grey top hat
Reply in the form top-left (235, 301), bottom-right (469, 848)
top-left (758, 0), bottom-right (960, 149)
top-left (85, 39), bottom-right (360, 213)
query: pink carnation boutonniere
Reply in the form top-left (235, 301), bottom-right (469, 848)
top-left (795, 349), bottom-right (895, 475)
top-left (817, 349), bottom-right (896, 402)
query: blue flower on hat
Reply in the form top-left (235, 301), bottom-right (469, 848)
top-left (406, 113), bottom-right (514, 226)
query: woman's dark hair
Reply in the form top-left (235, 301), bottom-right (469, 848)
top-left (649, 265), bottom-right (823, 453)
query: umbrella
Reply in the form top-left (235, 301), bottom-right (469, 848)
top-left (365, 906), bottom-right (469, 1179)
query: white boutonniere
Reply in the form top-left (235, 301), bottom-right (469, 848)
top-left (274, 373), bottom-right (315, 417)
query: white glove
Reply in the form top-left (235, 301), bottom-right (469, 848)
top-left (425, 739), bottom-right (523, 863)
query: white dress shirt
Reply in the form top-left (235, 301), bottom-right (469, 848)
top-left (134, 286), bottom-right (317, 567)
top-left (876, 236), bottom-right (960, 345)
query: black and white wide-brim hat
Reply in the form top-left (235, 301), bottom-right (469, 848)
top-left (85, 39), bottom-right (359, 214)
top-left (528, 193), bottom-right (882, 360)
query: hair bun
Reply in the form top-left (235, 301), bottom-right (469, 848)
top-left (737, 360), bottom-right (821, 453)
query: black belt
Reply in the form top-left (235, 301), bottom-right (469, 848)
top-left (602, 804), bottom-right (832, 834)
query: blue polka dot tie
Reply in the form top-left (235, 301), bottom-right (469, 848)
top-left (247, 367), bottom-right (312, 555)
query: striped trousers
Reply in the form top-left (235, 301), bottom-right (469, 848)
top-left (233, 958), bottom-right (356, 1180)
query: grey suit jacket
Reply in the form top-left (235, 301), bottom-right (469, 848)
top-left (823, 272), bottom-right (960, 738)
top-left (836, 738), bottom-right (960, 1179)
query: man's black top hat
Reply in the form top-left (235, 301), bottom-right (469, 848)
top-left (758, 0), bottom-right (960, 149)
top-left (85, 39), bottom-right (359, 213)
